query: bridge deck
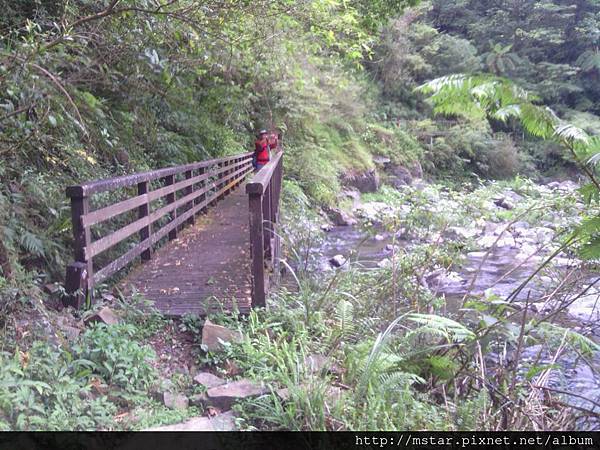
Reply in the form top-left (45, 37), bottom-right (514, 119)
top-left (121, 184), bottom-right (252, 316)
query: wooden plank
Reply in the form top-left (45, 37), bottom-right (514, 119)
top-left (248, 192), bottom-right (265, 307)
top-left (138, 181), bottom-right (151, 261)
top-left (93, 167), bottom-right (252, 283)
top-left (185, 170), bottom-right (194, 226)
top-left (84, 165), bottom-right (249, 260)
top-left (246, 152), bottom-right (283, 195)
top-left (82, 157), bottom-right (252, 227)
top-left (165, 174), bottom-right (177, 240)
top-left (67, 153), bottom-right (253, 197)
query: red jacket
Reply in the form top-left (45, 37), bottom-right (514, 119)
top-left (268, 133), bottom-right (278, 150)
top-left (255, 137), bottom-right (270, 164)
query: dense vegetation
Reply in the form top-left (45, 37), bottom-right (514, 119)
top-left (1, 0), bottom-right (599, 432)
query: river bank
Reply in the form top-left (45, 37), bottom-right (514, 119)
top-left (306, 177), bottom-right (600, 426)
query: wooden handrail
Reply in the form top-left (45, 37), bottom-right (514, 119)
top-left (246, 151), bottom-right (283, 195)
top-left (67, 152), bottom-right (253, 197)
top-left (246, 151), bottom-right (284, 308)
top-left (64, 152), bottom-right (254, 308)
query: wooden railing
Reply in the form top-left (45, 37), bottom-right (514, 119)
top-left (64, 152), bottom-right (254, 308)
top-left (246, 151), bottom-right (284, 307)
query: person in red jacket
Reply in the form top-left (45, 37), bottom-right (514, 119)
top-left (253, 129), bottom-right (270, 171)
top-left (268, 131), bottom-right (279, 151)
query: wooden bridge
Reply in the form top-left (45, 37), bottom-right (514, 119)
top-left (63, 150), bottom-right (283, 316)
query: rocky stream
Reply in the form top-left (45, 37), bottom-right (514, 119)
top-left (312, 178), bottom-right (600, 428)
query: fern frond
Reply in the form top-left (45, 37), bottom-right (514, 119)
top-left (333, 299), bottom-right (355, 341)
top-left (19, 231), bottom-right (45, 257)
top-left (405, 313), bottom-right (475, 343)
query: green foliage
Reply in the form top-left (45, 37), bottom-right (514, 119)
top-left (418, 73), bottom-right (600, 259)
top-left (73, 323), bottom-right (157, 393)
top-left (0, 343), bottom-right (118, 430)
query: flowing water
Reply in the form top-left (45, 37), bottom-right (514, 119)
top-left (312, 222), bottom-right (600, 428)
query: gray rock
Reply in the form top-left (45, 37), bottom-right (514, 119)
top-left (341, 169), bottom-right (380, 193)
top-left (276, 388), bottom-right (291, 402)
top-left (85, 307), bottom-right (120, 326)
top-left (409, 161), bottom-right (424, 179)
top-left (326, 207), bottom-right (357, 226)
top-left (445, 226), bottom-right (479, 240)
top-left (193, 372), bottom-right (226, 389)
top-left (202, 319), bottom-right (242, 352)
top-left (387, 165), bottom-right (413, 187)
top-left (320, 224), bottom-right (333, 232)
top-left (377, 258), bottom-right (392, 269)
top-left (163, 392), bottom-right (189, 410)
top-left (493, 197), bottom-right (515, 210)
top-left (372, 156), bottom-right (391, 167)
top-left (205, 379), bottom-right (267, 410)
top-left (374, 234), bottom-right (385, 241)
top-left (329, 255), bottom-right (347, 268)
top-left (304, 354), bottom-right (343, 375)
top-left (145, 411), bottom-right (237, 431)
top-left (189, 393), bottom-right (208, 408)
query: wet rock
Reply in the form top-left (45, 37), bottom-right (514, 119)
top-left (318, 261), bottom-right (334, 272)
top-left (329, 255), bottom-right (347, 268)
top-left (326, 207), bottom-right (357, 226)
top-left (567, 287), bottom-right (600, 322)
top-left (354, 202), bottom-right (393, 222)
top-left (85, 307), bottom-right (120, 326)
top-left (202, 319), bottom-right (243, 352)
top-left (341, 189), bottom-right (362, 208)
top-left (477, 234), bottom-right (514, 249)
top-left (373, 156), bottom-right (391, 167)
top-left (205, 380), bottom-right (267, 410)
top-left (341, 169), bottom-right (380, 193)
top-left (445, 226), bottom-right (479, 240)
top-left (377, 258), bottom-right (392, 269)
top-left (146, 411), bottom-right (236, 431)
top-left (493, 197), bottom-right (515, 210)
top-left (163, 392), bottom-right (189, 410)
top-left (535, 227), bottom-right (554, 244)
top-left (194, 372), bottom-right (226, 389)
top-left (387, 164), bottom-right (413, 187)
top-left (385, 244), bottom-right (399, 252)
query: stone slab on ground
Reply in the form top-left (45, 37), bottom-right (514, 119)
top-left (202, 319), bottom-right (242, 352)
top-left (145, 411), bottom-right (236, 431)
top-left (85, 307), bottom-right (120, 326)
top-left (163, 392), bottom-right (189, 410)
top-left (193, 372), bottom-right (226, 389)
top-left (205, 379), bottom-right (267, 410)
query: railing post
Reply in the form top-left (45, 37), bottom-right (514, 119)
top-left (262, 181), bottom-right (272, 258)
top-left (210, 163), bottom-right (219, 207)
top-left (64, 192), bottom-right (91, 308)
top-left (197, 167), bottom-right (207, 213)
top-left (249, 192), bottom-right (266, 308)
top-left (138, 181), bottom-right (151, 261)
top-left (185, 169), bottom-right (194, 226)
top-left (165, 174), bottom-right (177, 240)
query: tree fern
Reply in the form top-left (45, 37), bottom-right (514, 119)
top-left (418, 73), bottom-right (600, 260)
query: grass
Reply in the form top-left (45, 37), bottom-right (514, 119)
top-left (0, 175), bottom-right (595, 431)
